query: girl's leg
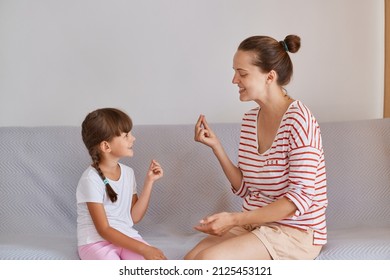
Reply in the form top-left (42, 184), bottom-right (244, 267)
top-left (120, 249), bottom-right (146, 260)
top-left (78, 241), bottom-right (121, 260)
top-left (120, 238), bottom-right (149, 260)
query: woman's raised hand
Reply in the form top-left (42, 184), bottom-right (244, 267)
top-left (194, 115), bottom-right (220, 149)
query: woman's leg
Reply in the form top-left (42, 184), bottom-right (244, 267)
top-left (184, 231), bottom-right (237, 260)
top-left (190, 232), bottom-right (272, 260)
top-left (184, 225), bottom-right (272, 260)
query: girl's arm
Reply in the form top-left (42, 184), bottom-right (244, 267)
top-left (195, 197), bottom-right (297, 236)
top-left (87, 202), bottom-right (166, 259)
top-left (131, 160), bottom-right (163, 223)
top-left (195, 115), bottom-right (243, 190)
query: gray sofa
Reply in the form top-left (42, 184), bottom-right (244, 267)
top-left (1, 118), bottom-right (390, 260)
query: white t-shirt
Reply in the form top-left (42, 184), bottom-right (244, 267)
top-left (76, 163), bottom-right (141, 246)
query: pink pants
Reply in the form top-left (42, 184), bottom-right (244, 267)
top-left (78, 238), bottom-right (148, 260)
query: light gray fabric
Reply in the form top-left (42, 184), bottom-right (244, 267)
top-left (0, 119), bottom-right (389, 259)
top-left (320, 119), bottom-right (390, 230)
top-left (317, 119), bottom-right (390, 259)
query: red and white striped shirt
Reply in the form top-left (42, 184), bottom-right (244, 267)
top-left (234, 100), bottom-right (327, 245)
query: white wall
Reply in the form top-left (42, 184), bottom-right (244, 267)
top-left (0, 0), bottom-right (384, 126)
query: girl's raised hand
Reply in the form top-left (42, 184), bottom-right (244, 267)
top-left (146, 159), bottom-right (163, 182)
top-left (194, 115), bottom-right (220, 149)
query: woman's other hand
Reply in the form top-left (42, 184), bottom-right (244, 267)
top-left (194, 212), bottom-right (236, 237)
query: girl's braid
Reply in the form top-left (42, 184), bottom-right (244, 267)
top-left (91, 150), bottom-right (118, 203)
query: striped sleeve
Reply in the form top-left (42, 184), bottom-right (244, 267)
top-left (285, 146), bottom-right (321, 216)
top-left (232, 108), bottom-right (258, 198)
top-left (284, 103), bottom-right (323, 217)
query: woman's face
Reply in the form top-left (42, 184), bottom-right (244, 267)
top-left (232, 50), bottom-right (269, 102)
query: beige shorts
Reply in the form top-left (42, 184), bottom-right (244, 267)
top-left (229, 223), bottom-right (322, 260)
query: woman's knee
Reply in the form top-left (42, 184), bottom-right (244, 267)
top-left (191, 248), bottom-right (224, 260)
top-left (183, 251), bottom-right (196, 260)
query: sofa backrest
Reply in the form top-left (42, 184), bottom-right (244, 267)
top-left (1, 119), bottom-right (389, 238)
top-left (130, 119), bottom-right (390, 233)
top-left (320, 118), bottom-right (390, 230)
top-left (0, 124), bottom-right (243, 238)
top-left (128, 123), bottom-right (243, 236)
top-left (0, 127), bottom-right (87, 236)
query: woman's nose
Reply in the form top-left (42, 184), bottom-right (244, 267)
top-left (232, 74), bottom-right (239, 84)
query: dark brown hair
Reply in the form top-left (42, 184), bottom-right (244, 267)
top-left (81, 108), bottom-right (133, 202)
top-left (238, 34), bottom-right (301, 86)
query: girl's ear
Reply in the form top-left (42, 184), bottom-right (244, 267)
top-left (99, 141), bottom-right (111, 153)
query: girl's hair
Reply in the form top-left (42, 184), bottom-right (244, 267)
top-left (81, 108), bottom-right (133, 203)
top-left (238, 34), bottom-right (301, 86)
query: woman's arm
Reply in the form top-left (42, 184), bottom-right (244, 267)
top-left (87, 202), bottom-right (166, 259)
top-left (195, 115), bottom-right (243, 190)
top-left (235, 197), bottom-right (297, 225)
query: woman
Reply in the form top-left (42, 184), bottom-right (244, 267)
top-left (185, 35), bottom-right (327, 260)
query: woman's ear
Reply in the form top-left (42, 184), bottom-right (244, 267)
top-left (99, 141), bottom-right (111, 153)
top-left (266, 70), bottom-right (278, 84)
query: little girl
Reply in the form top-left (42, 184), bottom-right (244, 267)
top-left (76, 107), bottom-right (167, 260)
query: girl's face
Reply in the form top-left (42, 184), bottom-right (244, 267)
top-left (108, 131), bottom-right (136, 158)
top-left (232, 50), bottom-right (269, 102)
